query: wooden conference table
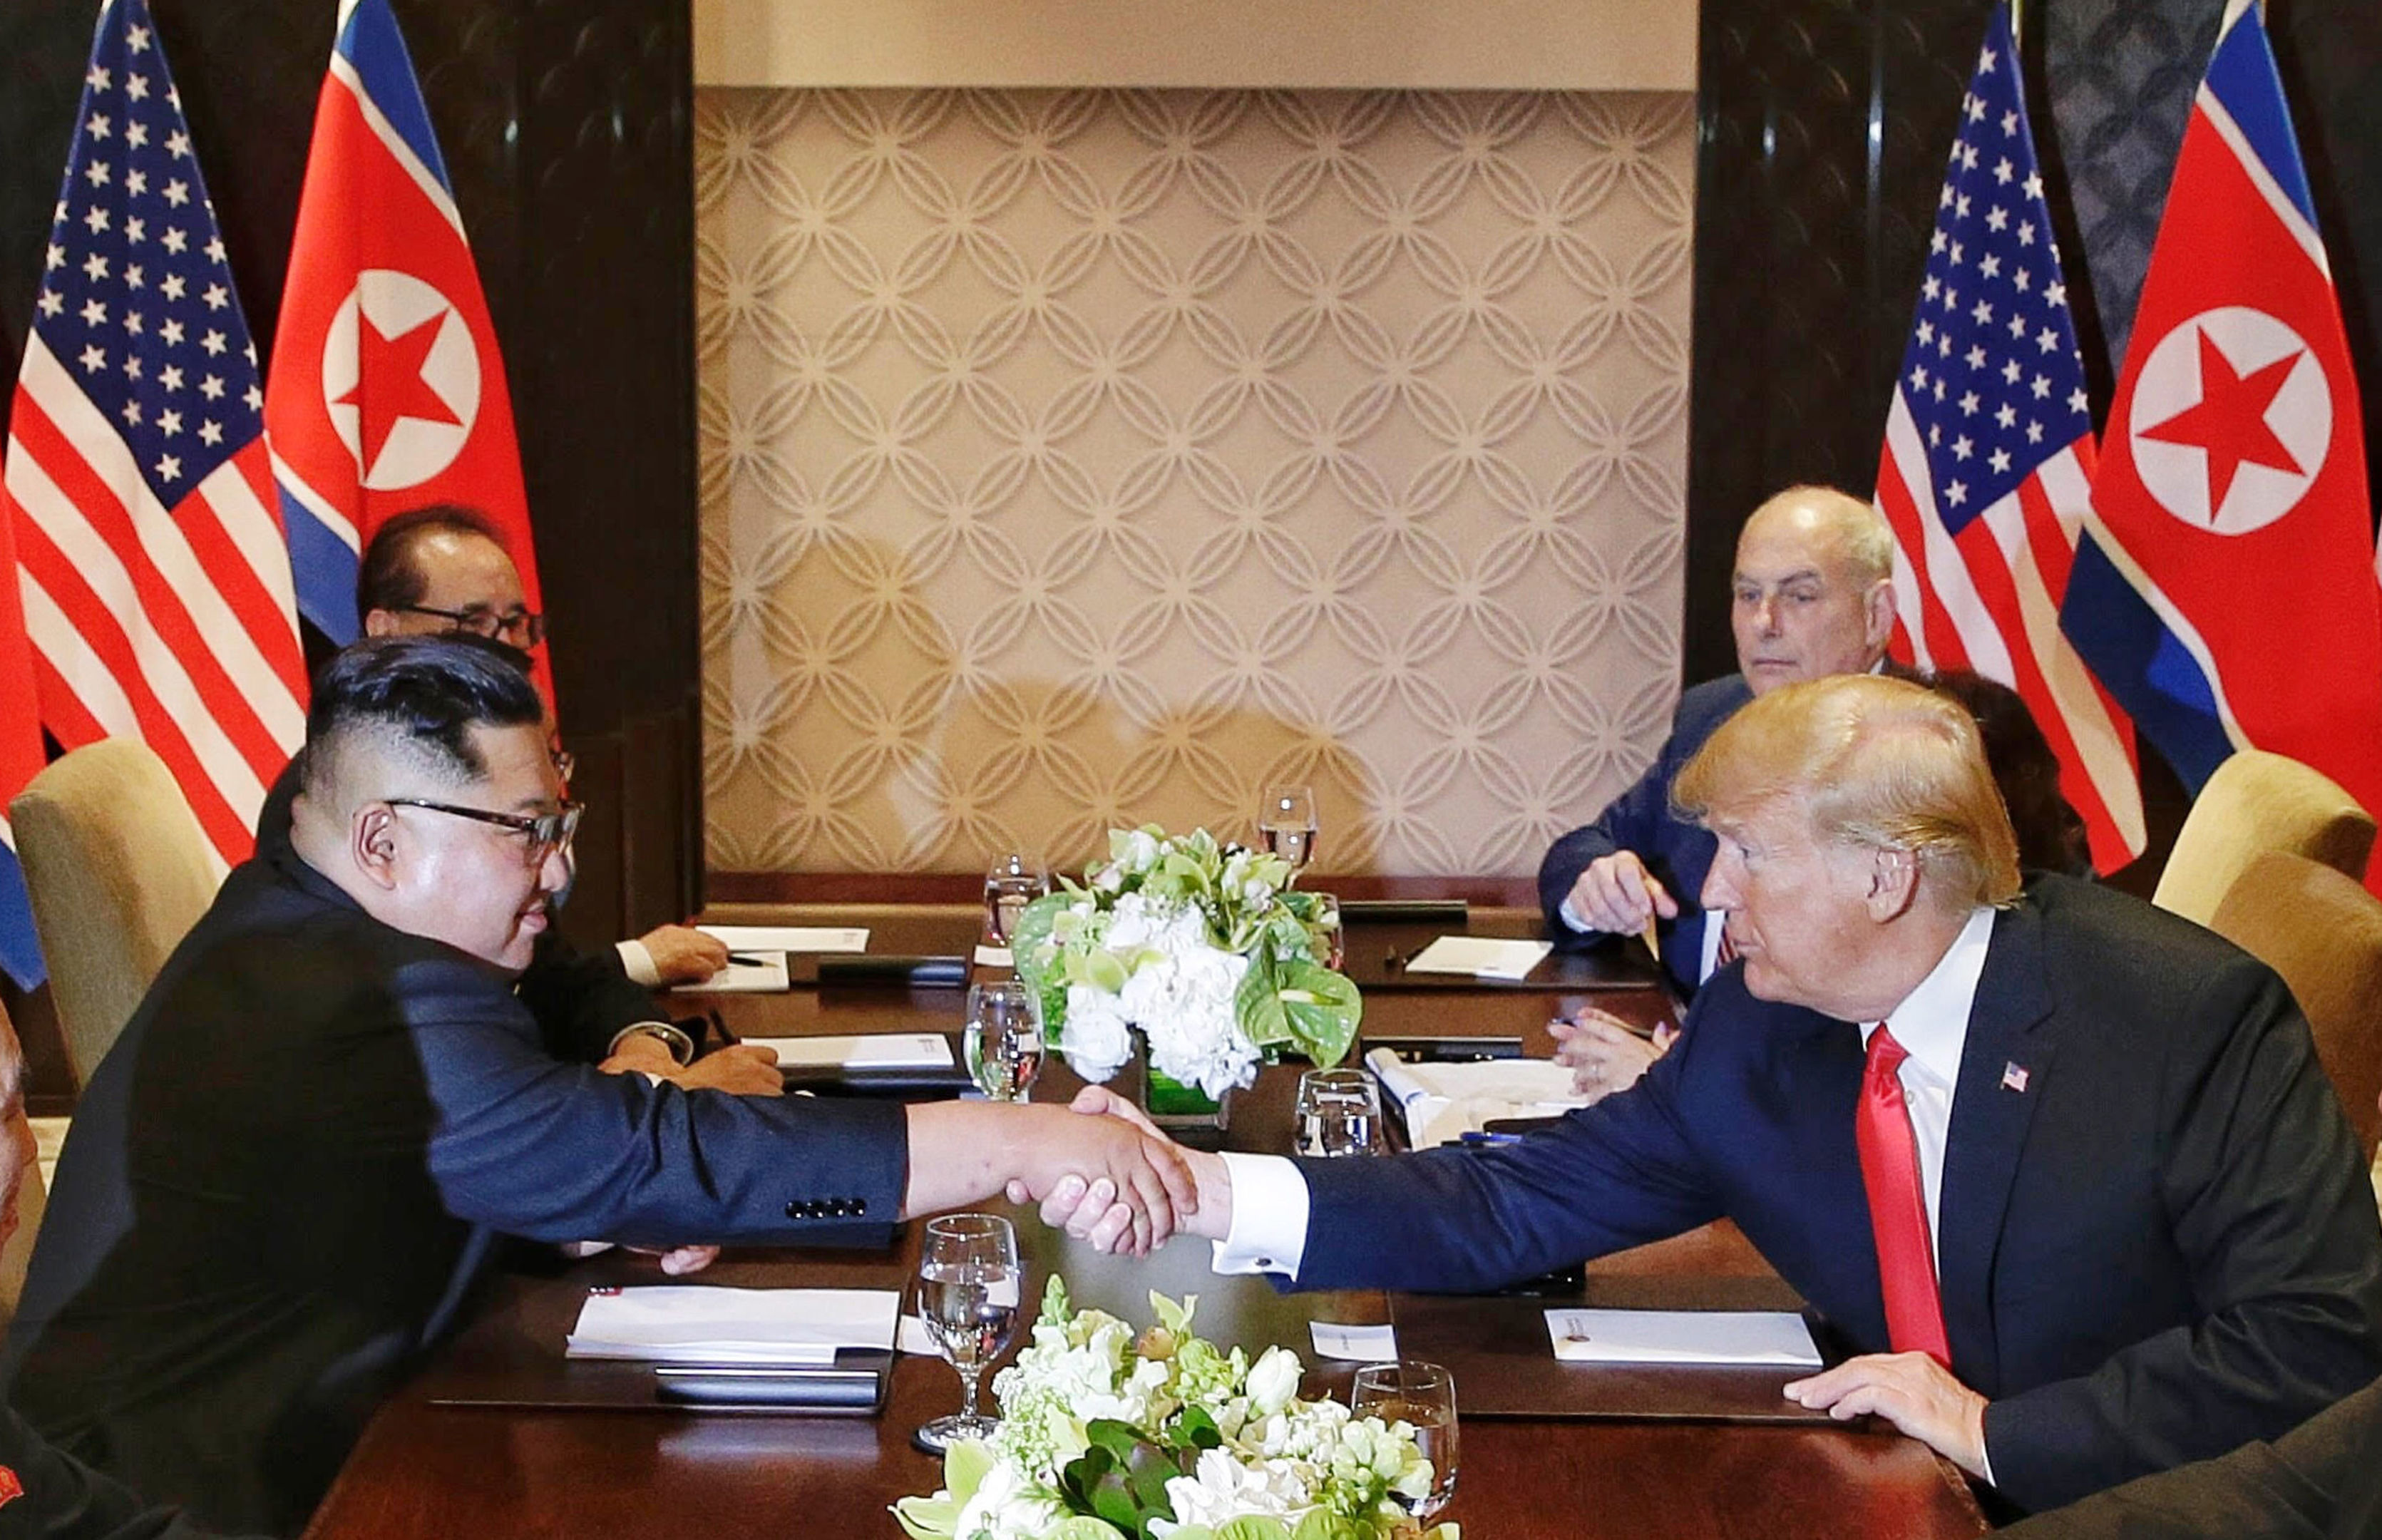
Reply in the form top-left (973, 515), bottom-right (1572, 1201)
top-left (300, 904), bottom-right (1986, 1539)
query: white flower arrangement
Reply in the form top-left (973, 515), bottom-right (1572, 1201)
top-left (1011, 828), bottom-right (1362, 1101)
top-left (894, 1281), bottom-right (1457, 1540)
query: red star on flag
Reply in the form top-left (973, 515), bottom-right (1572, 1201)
top-left (2139, 328), bottom-right (2304, 517)
top-left (333, 309), bottom-right (461, 476)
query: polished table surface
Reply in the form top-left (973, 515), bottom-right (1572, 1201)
top-left (299, 904), bottom-right (1986, 1539)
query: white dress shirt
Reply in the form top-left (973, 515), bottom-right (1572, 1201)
top-left (1556, 901), bottom-right (1730, 984)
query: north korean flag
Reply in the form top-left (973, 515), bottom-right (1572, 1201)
top-left (262, 0), bottom-right (544, 646)
top-left (2063, 0), bottom-right (2382, 845)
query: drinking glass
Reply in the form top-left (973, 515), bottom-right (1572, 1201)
top-left (1351, 1360), bottom-right (1458, 1521)
top-left (1294, 1067), bottom-right (1380, 1157)
top-left (1257, 785), bottom-right (1319, 871)
top-left (982, 853), bottom-right (1049, 946)
top-left (962, 980), bottom-right (1044, 1102)
top-left (915, 1214), bottom-right (1022, 1452)
top-left (1309, 891), bottom-right (1345, 970)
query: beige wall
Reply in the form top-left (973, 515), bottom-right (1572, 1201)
top-left (695, 1), bottom-right (1695, 91)
top-left (697, 86), bottom-right (1693, 876)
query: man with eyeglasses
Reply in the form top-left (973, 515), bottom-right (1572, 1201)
top-left (5, 637), bottom-right (1196, 1536)
top-left (352, 504), bottom-right (731, 992)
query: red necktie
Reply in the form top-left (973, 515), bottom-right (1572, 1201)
top-left (1857, 1025), bottom-right (1951, 1366)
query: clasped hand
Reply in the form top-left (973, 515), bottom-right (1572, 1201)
top-left (1007, 1089), bottom-right (1228, 1256)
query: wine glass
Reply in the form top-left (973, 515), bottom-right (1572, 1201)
top-left (1351, 1360), bottom-right (1458, 1521)
top-left (1294, 1067), bottom-right (1380, 1157)
top-left (915, 1214), bottom-right (1022, 1452)
top-left (962, 980), bottom-right (1044, 1102)
top-left (1258, 785), bottom-right (1319, 871)
top-left (982, 853), bottom-right (1049, 947)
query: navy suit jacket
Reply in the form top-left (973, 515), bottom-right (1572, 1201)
top-left (1537, 674), bottom-right (1752, 992)
top-left (2, 844), bottom-right (909, 1535)
top-left (1298, 877), bottom-right (2382, 1514)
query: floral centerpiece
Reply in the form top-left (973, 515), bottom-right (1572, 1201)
top-left (1010, 828), bottom-right (1361, 1106)
top-left (894, 1281), bottom-right (1456, 1540)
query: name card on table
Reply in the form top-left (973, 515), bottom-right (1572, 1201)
top-left (1544, 1308), bottom-right (1821, 1367)
top-left (677, 953), bottom-right (791, 992)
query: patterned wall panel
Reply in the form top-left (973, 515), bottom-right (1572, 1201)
top-left (696, 88), bottom-right (1695, 877)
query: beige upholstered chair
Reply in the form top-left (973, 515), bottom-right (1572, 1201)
top-left (2152, 749), bottom-right (2376, 927)
top-left (11, 739), bottom-right (222, 1087)
top-left (2209, 851), bottom-right (2382, 1165)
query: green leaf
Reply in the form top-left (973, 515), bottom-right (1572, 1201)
top-left (890, 1494), bottom-right (960, 1539)
top-left (1149, 1291), bottom-right (1197, 1338)
top-left (1235, 949), bottom-right (1294, 1049)
top-left (1277, 962), bottom-right (1361, 1067)
top-left (943, 1439), bottom-right (996, 1506)
top-left (1167, 1529), bottom-right (1218, 1540)
top-left (1011, 892), bottom-right (1073, 1037)
top-left (1290, 1514), bottom-right (1355, 1540)
top-left (1084, 948), bottom-right (1131, 994)
top-left (1214, 1519), bottom-right (1293, 1540)
top-left (1044, 1521), bottom-right (1131, 1540)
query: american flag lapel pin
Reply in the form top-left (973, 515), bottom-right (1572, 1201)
top-left (2000, 1062), bottom-right (2031, 1094)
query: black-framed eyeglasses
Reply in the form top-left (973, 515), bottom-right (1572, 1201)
top-left (396, 602), bottom-right (545, 648)
top-left (386, 797), bottom-right (582, 867)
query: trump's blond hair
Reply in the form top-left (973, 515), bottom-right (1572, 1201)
top-left (1673, 674), bottom-right (2022, 910)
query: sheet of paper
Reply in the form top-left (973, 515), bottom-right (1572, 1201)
top-left (973, 943), bottom-right (1014, 967)
top-left (567, 1286), bottom-right (900, 1364)
top-left (749, 1033), bottom-right (955, 1071)
top-left (1544, 1308), bottom-right (1822, 1367)
top-left (697, 925), bottom-right (870, 953)
top-left (1365, 1048), bottom-right (1587, 1149)
top-left (1402, 935), bottom-right (1554, 981)
top-left (675, 953), bottom-right (789, 993)
top-left (1309, 1322), bottom-right (1399, 1362)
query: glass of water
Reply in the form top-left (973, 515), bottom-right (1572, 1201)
top-left (1351, 1360), bottom-right (1458, 1521)
top-left (1295, 1067), bottom-right (1380, 1157)
top-left (983, 853), bottom-right (1049, 946)
top-left (963, 980), bottom-right (1044, 1102)
top-left (1257, 785), bottom-right (1318, 871)
top-left (915, 1213), bottom-right (1022, 1452)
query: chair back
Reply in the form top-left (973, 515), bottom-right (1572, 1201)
top-left (2152, 749), bottom-right (2375, 926)
top-left (2209, 851), bottom-right (2382, 1162)
top-left (11, 739), bottom-right (223, 1086)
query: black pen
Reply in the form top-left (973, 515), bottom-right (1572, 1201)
top-left (726, 952), bottom-right (769, 967)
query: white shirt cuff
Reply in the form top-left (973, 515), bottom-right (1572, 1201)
top-left (617, 938), bottom-right (659, 987)
top-left (1208, 1152), bottom-right (1311, 1279)
top-left (1556, 895), bottom-right (1599, 934)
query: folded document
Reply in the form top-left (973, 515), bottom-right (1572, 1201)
top-left (1544, 1308), bottom-right (1821, 1367)
top-left (1400, 935), bottom-right (1553, 980)
top-left (567, 1286), bottom-right (900, 1365)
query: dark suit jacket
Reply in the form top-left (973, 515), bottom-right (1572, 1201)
top-left (0, 1403), bottom-right (248, 1540)
top-left (2003, 1376), bottom-right (2382, 1539)
top-left (1, 845), bottom-right (909, 1536)
top-left (1295, 876), bottom-right (2382, 1514)
top-left (1537, 674), bottom-right (1753, 992)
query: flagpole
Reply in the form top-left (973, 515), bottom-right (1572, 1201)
top-left (2010, 0), bottom-right (2023, 53)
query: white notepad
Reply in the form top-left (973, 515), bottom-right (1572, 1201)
top-left (567, 1286), bottom-right (900, 1365)
top-left (697, 925), bottom-right (871, 953)
top-left (748, 1033), bottom-right (955, 1071)
top-left (1544, 1308), bottom-right (1822, 1367)
top-left (676, 953), bottom-right (790, 992)
top-left (1402, 935), bottom-right (1554, 981)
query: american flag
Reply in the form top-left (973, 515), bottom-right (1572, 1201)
top-left (0, 0), bottom-right (308, 866)
top-left (1872, 2), bottom-right (2145, 873)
